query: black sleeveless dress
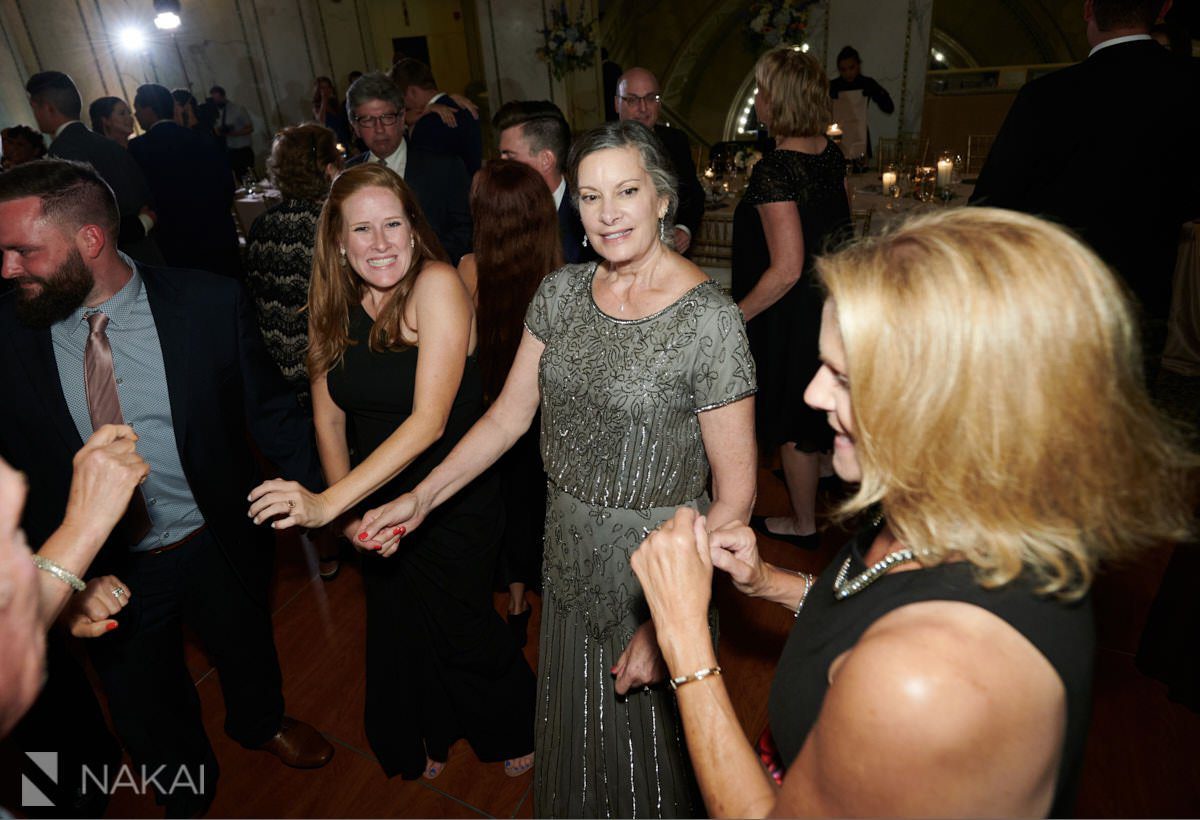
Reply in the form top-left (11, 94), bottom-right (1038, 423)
top-left (768, 521), bottom-right (1095, 817)
top-left (327, 304), bottom-right (536, 778)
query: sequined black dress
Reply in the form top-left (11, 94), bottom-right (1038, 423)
top-left (731, 143), bottom-right (850, 451)
top-left (524, 263), bottom-right (756, 817)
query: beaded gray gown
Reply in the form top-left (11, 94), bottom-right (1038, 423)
top-left (524, 262), bottom-right (756, 818)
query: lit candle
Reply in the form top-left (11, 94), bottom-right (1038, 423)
top-left (882, 170), bottom-right (897, 191)
top-left (937, 158), bottom-right (954, 189)
top-left (826, 122), bottom-right (842, 139)
top-left (704, 168), bottom-right (715, 179)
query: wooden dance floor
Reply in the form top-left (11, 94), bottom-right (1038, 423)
top-left (86, 468), bottom-right (1200, 817)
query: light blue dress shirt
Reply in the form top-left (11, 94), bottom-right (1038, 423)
top-left (50, 259), bottom-right (205, 551)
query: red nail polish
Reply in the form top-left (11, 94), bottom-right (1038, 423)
top-left (358, 532), bottom-right (368, 541)
top-left (397, 526), bottom-right (406, 537)
top-left (371, 544), bottom-right (382, 551)
top-left (106, 621), bottom-right (118, 631)
top-left (392, 527), bottom-right (401, 535)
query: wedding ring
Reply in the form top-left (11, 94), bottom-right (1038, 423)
top-left (111, 587), bottom-right (125, 600)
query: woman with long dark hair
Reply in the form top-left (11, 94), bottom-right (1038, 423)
top-left (457, 159), bottom-right (562, 646)
top-left (87, 97), bottom-right (135, 147)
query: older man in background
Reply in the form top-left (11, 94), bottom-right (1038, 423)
top-left (615, 67), bottom-right (705, 254)
top-left (344, 72), bottom-right (472, 263)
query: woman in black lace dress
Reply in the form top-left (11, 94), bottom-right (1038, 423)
top-left (732, 46), bottom-right (850, 548)
top-left (245, 123), bottom-right (341, 408)
top-left (245, 123), bottom-right (342, 577)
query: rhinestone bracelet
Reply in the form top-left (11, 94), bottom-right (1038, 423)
top-left (794, 571), bottom-right (815, 618)
top-left (668, 665), bottom-right (722, 690)
top-left (31, 555), bottom-right (86, 592)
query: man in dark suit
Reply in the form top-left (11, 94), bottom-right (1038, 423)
top-left (970, 0), bottom-right (1199, 369)
top-left (128, 83), bottom-right (243, 278)
top-left (0, 160), bottom-right (332, 816)
top-left (25, 71), bottom-right (163, 266)
top-left (343, 72), bottom-right (473, 264)
top-left (615, 67), bottom-right (705, 255)
top-left (493, 99), bottom-right (597, 265)
top-left (392, 58), bottom-right (483, 177)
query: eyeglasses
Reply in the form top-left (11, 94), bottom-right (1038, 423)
top-left (353, 113), bottom-right (400, 129)
top-left (618, 93), bottom-right (662, 107)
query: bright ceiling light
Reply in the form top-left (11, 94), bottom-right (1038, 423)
top-left (118, 26), bottom-right (147, 51)
top-left (155, 12), bottom-right (181, 29)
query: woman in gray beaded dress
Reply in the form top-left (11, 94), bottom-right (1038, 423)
top-left (358, 120), bottom-right (757, 817)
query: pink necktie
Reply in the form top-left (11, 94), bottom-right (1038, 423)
top-left (85, 312), bottom-right (151, 542)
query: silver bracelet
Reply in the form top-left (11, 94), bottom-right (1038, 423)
top-left (31, 555), bottom-right (86, 592)
top-left (781, 569), bottom-right (815, 618)
top-left (668, 665), bottom-right (722, 690)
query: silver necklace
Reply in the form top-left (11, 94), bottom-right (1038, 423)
top-left (832, 548), bottom-right (916, 599)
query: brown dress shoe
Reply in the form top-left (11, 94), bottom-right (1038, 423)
top-left (257, 716), bottom-right (334, 768)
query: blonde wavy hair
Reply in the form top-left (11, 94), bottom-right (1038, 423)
top-left (306, 163), bottom-right (447, 378)
top-left (754, 46), bottom-right (831, 138)
top-left (817, 207), bottom-right (1196, 599)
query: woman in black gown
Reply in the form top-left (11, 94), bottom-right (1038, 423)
top-left (248, 163), bottom-right (535, 780)
top-left (732, 45), bottom-right (850, 548)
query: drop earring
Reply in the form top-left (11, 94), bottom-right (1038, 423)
top-left (338, 248), bottom-right (347, 266)
top-left (582, 235), bottom-right (589, 248)
top-left (410, 236), bottom-right (415, 249)
top-left (659, 218), bottom-right (666, 241)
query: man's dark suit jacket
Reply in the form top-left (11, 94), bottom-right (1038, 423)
top-left (49, 122), bottom-right (163, 265)
top-left (407, 95), bottom-right (483, 177)
top-left (558, 193), bottom-right (598, 265)
top-left (128, 121), bottom-right (242, 277)
top-left (970, 40), bottom-right (1199, 324)
top-left (0, 266), bottom-right (322, 601)
top-left (346, 142), bottom-right (473, 264)
top-left (654, 124), bottom-right (705, 242)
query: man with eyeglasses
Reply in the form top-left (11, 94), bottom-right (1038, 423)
top-left (343, 72), bottom-right (472, 264)
top-left (615, 67), bottom-right (704, 254)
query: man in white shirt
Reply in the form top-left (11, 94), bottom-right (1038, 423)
top-left (343, 73), bottom-right (472, 263)
top-left (209, 85), bottom-right (255, 180)
top-left (493, 100), bottom-right (595, 264)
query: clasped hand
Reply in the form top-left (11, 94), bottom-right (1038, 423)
top-left (354, 492), bottom-right (426, 557)
top-left (630, 508), bottom-right (767, 668)
top-left (64, 425), bottom-right (151, 543)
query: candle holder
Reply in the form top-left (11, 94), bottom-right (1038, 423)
top-left (936, 150), bottom-right (956, 201)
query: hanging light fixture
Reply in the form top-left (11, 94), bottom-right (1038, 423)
top-left (154, 0), bottom-right (182, 30)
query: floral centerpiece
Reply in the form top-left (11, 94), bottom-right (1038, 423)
top-left (536, 2), bottom-right (599, 81)
top-left (744, 0), bottom-right (818, 50)
top-left (733, 143), bottom-right (763, 175)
